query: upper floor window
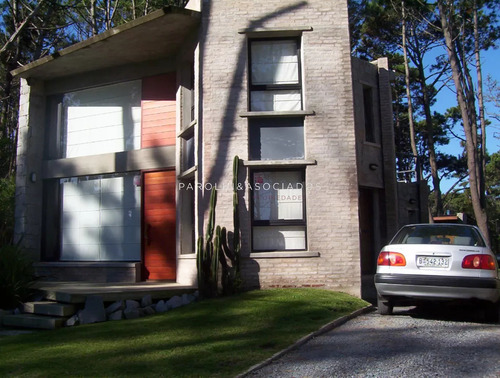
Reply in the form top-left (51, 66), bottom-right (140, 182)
top-left (60, 81), bottom-right (142, 159)
top-left (249, 38), bottom-right (302, 111)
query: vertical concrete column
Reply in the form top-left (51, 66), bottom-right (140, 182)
top-left (14, 78), bottom-right (46, 260)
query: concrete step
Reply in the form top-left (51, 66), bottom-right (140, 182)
top-left (23, 301), bottom-right (77, 317)
top-left (42, 290), bottom-right (86, 304)
top-left (2, 313), bottom-right (67, 330)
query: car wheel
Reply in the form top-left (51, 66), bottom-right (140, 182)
top-left (484, 301), bottom-right (500, 323)
top-left (377, 295), bottom-right (393, 315)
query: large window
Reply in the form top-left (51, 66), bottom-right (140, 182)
top-left (60, 173), bottom-right (141, 261)
top-left (249, 38), bottom-right (302, 111)
top-left (249, 117), bottom-right (304, 160)
top-left (61, 81), bottom-right (142, 158)
top-left (251, 170), bottom-right (306, 251)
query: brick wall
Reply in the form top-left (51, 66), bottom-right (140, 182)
top-left (199, 0), bottom-right (362, 296)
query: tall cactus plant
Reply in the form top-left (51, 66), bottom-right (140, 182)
top-left (196, 155), bottom-right (243, 298)
top-left (196, 186), bottom-right (219, 298)
top-left (219, 155), bottom-right (242, 295)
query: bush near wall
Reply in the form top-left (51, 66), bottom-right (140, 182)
top-left (0, 244), bottom-right (38, 310)
top-left (0, 176), bottom-right (15, 245)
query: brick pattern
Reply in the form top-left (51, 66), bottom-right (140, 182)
top-left (199, 0), bottom-right (364, 296)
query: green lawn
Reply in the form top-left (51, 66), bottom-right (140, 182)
top-left (0, 288), bottom-right (368, 377)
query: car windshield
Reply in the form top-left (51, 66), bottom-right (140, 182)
top-left (390, 224), bottom-right (486, 247)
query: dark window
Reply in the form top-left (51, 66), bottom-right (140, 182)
top-left (181, 133), bottom-right (195, 170)
top-left (180, 179), bottom-right (195, 254)
top-left (249, 117), bottom-right (304, 160)
top-left (251, 170), bottom-right (306, 251)
top-left (363, 86), bottom-right (376, 143)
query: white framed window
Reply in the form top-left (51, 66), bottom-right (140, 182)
top-left (251, 170), bottom-right (306, 251)
top-left (60, 172), bottom-right (141, 261)
top-left (61, 81), bottom-right (142, 158)
top-left (249, 38), bottom-right (302, 111)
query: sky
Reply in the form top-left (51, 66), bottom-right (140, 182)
top-left (425, 45), bottom-right (500, 193)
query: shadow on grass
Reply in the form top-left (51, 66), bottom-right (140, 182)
top-left (0, 289), bottom-right (366, 377)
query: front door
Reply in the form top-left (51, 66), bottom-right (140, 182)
top-left (142, 170), bottom-right (176, 280)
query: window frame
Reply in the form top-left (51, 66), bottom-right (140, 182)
top-left (248, 37), bottom-right (303, 112)
top-left (250, 168), bottom-right (307, 252)
top-left (362, 85), bottom-right (376, 143)
top-left (248, 116), bottom-right (305, 161)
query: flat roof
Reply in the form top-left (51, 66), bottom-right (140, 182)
top-left (12, 7), bottom-right (200, 80)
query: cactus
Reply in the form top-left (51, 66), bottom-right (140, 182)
top-left (196, 155), bottom-right (243, 298)
top-left (219, 155), bottom-right (242, 295)
top-left (196, 186), bottom-right (219, 298)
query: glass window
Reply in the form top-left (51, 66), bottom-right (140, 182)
top-left (363, 86), bottom-right (376, 143)
top-left (60, 172), bottom-right (141, 261)
top-left (249, 38), bottom-right (302, 111)
top-left (179, 180), bottom-right (195, 254)
top-left (181, 136), bottom-right (195, 170)
top-left (251, 170), bottom-right (306, 251)
top-left (249, 117), bottom-right (304, 160)
top-left (61, 81), bottom-right (142, 158)
top-left (390, 225), bottom-right (486, 247)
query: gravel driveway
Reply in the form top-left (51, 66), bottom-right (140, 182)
top-left (248, 306), bottom-right (500, 377)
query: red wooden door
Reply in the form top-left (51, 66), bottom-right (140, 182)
top-left (142, 170), bottom-right (176, 280)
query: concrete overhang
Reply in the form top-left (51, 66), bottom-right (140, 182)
top-left (11, 7), bottom-right (200, 81)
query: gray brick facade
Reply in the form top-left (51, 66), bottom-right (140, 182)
top-left (197, 0), bottom-right (392, 296)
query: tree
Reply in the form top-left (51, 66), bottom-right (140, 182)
top-left (485, 75), bottom-right (500, 142)
top-left (436, 0), bottom-right (500, 243)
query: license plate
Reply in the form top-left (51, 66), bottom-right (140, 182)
top-left (416, 256), bottom-right (450, 268)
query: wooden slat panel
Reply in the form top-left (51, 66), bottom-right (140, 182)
top-left (142, 133), bottom-right (176, 142)
top-left (142, 170), bottom-right (176, 280)
top-left (144, 174), bottom-right (176, 184)
top-left (141, 73), bottom-right (176, 149)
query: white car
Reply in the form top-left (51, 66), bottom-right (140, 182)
top-left (374, 223), bottom-right (500, 321)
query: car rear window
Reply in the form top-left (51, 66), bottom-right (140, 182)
top-left (390, 225), bottom-right (486, 247)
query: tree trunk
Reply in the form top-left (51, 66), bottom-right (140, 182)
top-left (437, 0), bottom-right (490, 243)
top-left (401, 0), bottom-right (418, 159)
top-left (90, 0), bottom-right (98, 35)
top-left (473, 0), bottom-right (487, 208)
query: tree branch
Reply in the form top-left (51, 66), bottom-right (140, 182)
top-left (0, 0), bottom-right (47, 57)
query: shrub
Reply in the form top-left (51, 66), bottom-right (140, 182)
top-left (0, 244), bottom-right (38, 309)
top-left (0, 176), bottom-right (15, 245)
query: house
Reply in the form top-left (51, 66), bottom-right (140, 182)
top-left (13, 0), bottom-right (399, 298)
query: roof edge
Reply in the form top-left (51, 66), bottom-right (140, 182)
top-left (11, 6), bottom-right (201, 78)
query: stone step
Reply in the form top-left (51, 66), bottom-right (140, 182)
top-left (42, 290), bottom-right (86, 304)
top-left (2, 313), bottom-right (67, 330)
top-left (23, 301), bottom-right (77, 317)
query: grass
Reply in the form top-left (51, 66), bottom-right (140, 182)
top-left (0, 288), bottom-right (368, 377)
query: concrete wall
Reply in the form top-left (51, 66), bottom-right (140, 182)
top-left (14, 79), bottom-right (46, 260)
top-left (199, 0), bottom-right (363, 296)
